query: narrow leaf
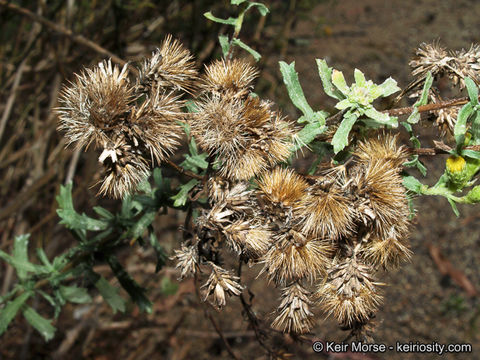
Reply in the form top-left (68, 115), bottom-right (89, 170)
top-left (378, 77), bottom-right (401, 97)
top-left (354, 69), bottom-right (366, 87)
top-left (171, 179), bottom-right (199, 208)
top-left (95, 276), bottom-right (126, 314)
top-left (107, 255), bottom-right (152, 313)
top-left (12, 234), bottom-right (30, 281)
top-left (231, 38), bottom-right (261, 61)
top-left (455, 102), bottom-right (473, 147)
top-left (316, 59), bottom-right (343, 100)
top-left (246, 2), bottom-right (269, 16)
top-left (465, 77), bottom-right (479, 106)
top-left (332, 112), bottom-right (358, 153)
top-left (0, 291), bottom-right (32, 335)
top-left (129, 210), bottom-right (157, 239)
top-left (23, 306), bottom-right (56, 341)
top-left (218, 34), bottom-right (230, 56)
top-left (402, 176), bottom-right (425, 194)
top-left (279, 61), bottom-right (314, 119)
top-left (59, 286), bottom-right (92, 304)
top-left (203, 12), bottom-right (237, 26)
top-left (331, 69), bottom-right (349, 95)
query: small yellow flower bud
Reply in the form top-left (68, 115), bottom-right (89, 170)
top-left (446, 155), bottom-right (469, 189)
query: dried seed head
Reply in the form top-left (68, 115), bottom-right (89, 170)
top-left (223, 221), bottom-right (273, 259)
top-left (260, 236), bottom-right (330, 285)
top-left (138, 35), bottom-right (198, 94)
top-left (299, 185), bottom-right (355, 241)
top-left (97, 137), bottom-right (150, 198)
top-left (354, 134), bottom-right (407, 169)
top-left (409, 41), bottom-right (450, 82)
top-left (192, 95), bottom-right (293, 180)
top-left (317, 257), bottom-right (382, 327)
top-left (363, 229), bottom-right (412, 270)
top-left (127, 90), bottom-right (183, 164)
top-left (202, 262), bottom-right (244, 308)
top-left (353, 159), bottom-right (409, 238)
top-left (58, 60), bottom-right (135, 149)
top-left (450, 44), bottom-right (480, 89)
top-left (271, 283), bottom-right (315, 334)
top-left (201, 58), bottom-right (259, 99)
top-left (171, 243), bottom-right (199, 279)
top-left (257, 167), bottom-right (309, 209)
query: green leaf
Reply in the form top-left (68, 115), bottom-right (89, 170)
top-left (316, 59), bottom-right (343, 100)
top-left (354, 69), bottom-right (366, 87)
top-left (129, 210), bottom-right (156, 239)
top-left (279, 61), bottom-right (315, 120)
top-left (378, 77), bottom-right (401, 97)
top-left (364, 108), bottom-right (395, 125)
top-left (171, 179), bottom-right (199, 208)
top-left (0, 291), bottom-right (32, 336)
top-left (231, 38), bottom-right (261, 61)
top-left (455, 102), bottom-right (473, 148)
top-left (402, 176), bottom-right (425, 194)
top-left (471, 111), bottom-right (480, 145)
top-left (231, 0), bottom-right (246, 5)
top-left (149, 232), bottom-right (167, 272)
top-left (219, 34), bottom-right (230, 56)
top-left (291, 122), bottom-right (326, 152)
top-left (57, 184), bottom-right (108, 231)
top-left (331, 69), bottom-right (349, 95)
top-left (0, 249), bottom-right (47, 277)
top-left (407, 72), bottom-right (433, 124)
top-left (107, 255), bottom-right (152, 313)
top-left (181, 153), bottom-right (208, 172)
top-left (417, 71), bottom-right (433, 106)
top-left (332, 112), bottom-right (358, 153)
top-left (95, 276), bottom-right (126, 314)
top-left (204, 12), bottom-right (237, 26)
top-left (447, 198), bottom-right (460, 217)
top-left (463, 149), bottom-right (480, 159)
top-left (59, 286), bottom-right (92, 304)
top-left (13, 234), bottom-right (30, 281)
top-left (36, 247), bottom-right (53, 271)
top-left (23, 306), bottom-right (56, 341)
top-left (465, 77), bottom-right (479, 106)
top-left (246, 2), bottom-right (269, 16)
top-left (93, 206), bottom-right (114, 220)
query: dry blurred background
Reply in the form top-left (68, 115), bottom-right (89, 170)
top-left (0, 0), bottom-right (479, 359)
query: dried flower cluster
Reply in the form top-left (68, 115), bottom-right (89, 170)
top-left (57, 36), bottom-right (197, 198)
top-left (175, 91), bottom-right (412, 332)
top-left (190, 59), bottom-right (294, 180)
top-left (408, 41), bottom-right (480, 134)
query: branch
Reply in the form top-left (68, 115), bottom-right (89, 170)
top-left (164, 159), bottom-right (204, 180)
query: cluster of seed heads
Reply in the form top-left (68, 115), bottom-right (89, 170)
top-left (408, 41), bottom-right (480, 135)
top-left (58, 36), bottom-right (413, 335)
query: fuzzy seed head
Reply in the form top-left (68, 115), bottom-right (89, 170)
top-left (260, 236), bottom-right (330, 285)
top-left (202, 262), bottom-right (244, 308)
top-left (363, 230), bottom-right (412, 270)
top-left (171, 243), bottom-right (199, 279)
top-left (58, 60), bottom-right (135, 149)
top-left (257, 167), bottom-right (309, 209)
top-left (300, 185), bottom-right (355, 241)
top-left (354, 133), bottom-right (407, 169)
top-left (97, 137), bottom-right (150, 198)
top-left (223, 221), bottom-right (273, 259)
top-left (201, 58), bottom-right (259, 99)
top-left (271, 283), bottom-right (315, 334)
top-left (317, 258), bottom-right (382, 327)
top-left (138, 35), bottom-right (198, 94)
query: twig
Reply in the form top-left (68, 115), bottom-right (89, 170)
top-left (0, 57), bottom-right (27, 143)
top-left (165, 159), bottom-right (204, 180)
top-left (0, 0), bottom-right (136, 73)
top-left (193, 273), bottom-right (242, 360)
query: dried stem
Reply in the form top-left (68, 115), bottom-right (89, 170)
top-left (193, 273), bottom-right (242, 360)
top-left (165, 159), bottom-right (204, 180)
top-left (0, 0), bottom-right (135, 73)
